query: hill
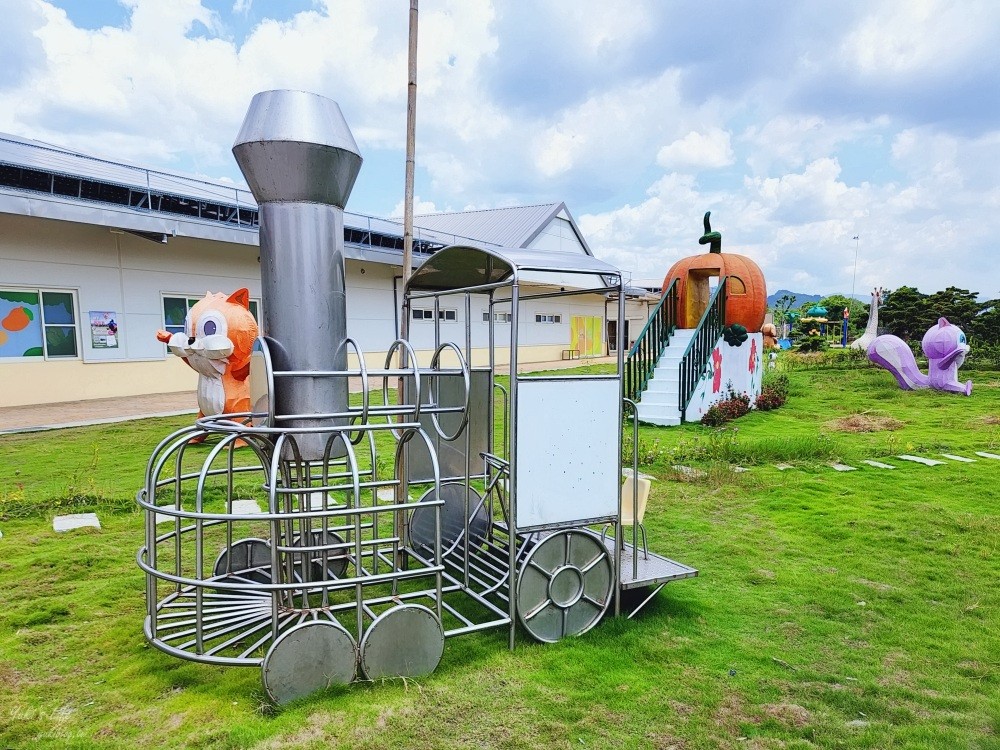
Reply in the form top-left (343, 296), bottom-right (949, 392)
top-left (766, 289), bottom-right (822, 307)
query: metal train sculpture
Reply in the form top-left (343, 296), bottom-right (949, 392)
top-left (137, 90), bottom-right (697, 704)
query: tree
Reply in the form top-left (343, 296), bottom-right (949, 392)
top-left (926, 287), bottom-right (981, 332)
top-left (770, 294), bottom-right (796, 336)
top-left (819, 294), bottom-right (868, 336)
top-left (880, 286), bottom-right (932, 341)
top-left (968, 297), bottom-right (1000, 345)
top-left (881, 286), bottom-right (991, 343)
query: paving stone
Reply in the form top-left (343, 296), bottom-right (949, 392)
top-left (941, 454), bottom-right (976, 463)
top-left (231, 499), bottom-right (262, 515)
top-left (975, 451), bottom-right (1000, 460)
top-left (53, 513), bottom-right (101, 532)
top-left (830, 463), bottom-right (857, 472)
top-left (774, 463), bottom-right (794, 471)
top-left (897, 455), bottom-right (945, 466)
top-left (731, 466), bottom-right (749, 473)
top-left (672, 465), bottom-right (707, 478)
top-left (862, 460), bottom-right (896, 469)
top-left (155, 508), bottom-right (183, 525)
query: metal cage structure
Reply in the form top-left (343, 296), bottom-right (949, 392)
top-left (136, 90), bottom-right (697, 704)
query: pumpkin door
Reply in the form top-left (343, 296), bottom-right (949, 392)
top-left (661, 213), bottom-right (767, 331)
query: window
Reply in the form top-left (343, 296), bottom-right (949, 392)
top-left (413, 308), bottom-right (456, 321)
top-left (163, 294), bottom-right (261, 339)
top-left (728, 276), bottom-right (747, 295)
top-left (482, 311), bottom-right (512, 323)
top-left (535, 313), bottom-right (562, 324)
top-left (0, 288), bottom-right (79, 359)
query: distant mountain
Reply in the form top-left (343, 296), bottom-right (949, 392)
top-left (766, 289), bottom-right (869, 307)
top-left (766, 289), bottom-right (822, 307)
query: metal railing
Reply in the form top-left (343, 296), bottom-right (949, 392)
top-left (678, 277), bottom-right (728, 419)
top-left (624, 278), bottom-right (678, 402)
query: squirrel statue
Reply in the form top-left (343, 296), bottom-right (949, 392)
top-left (867, 317), bottom-right (972, 396)
top-left (156, 289), bottom-right (259, 429)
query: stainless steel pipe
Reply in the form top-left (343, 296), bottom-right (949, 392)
top-left (233, 90), bottom-right (363, 459)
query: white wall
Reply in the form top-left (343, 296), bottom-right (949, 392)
top-left (0, 213), bottom-right (613, 405)
top-left (0, 214), bottom-right (261, 363)
top-left (528, 215), bottom-right (587, 255)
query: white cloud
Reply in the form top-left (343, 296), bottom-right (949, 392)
top-left (840, 0), bottom-right (999, 77)
top-left (2, 0), bottom-right (999, 299)
top-left (656, 129), bottom-right (734, 171)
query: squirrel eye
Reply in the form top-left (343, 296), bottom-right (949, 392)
top-left (197, 311), bottom-right (228, 340)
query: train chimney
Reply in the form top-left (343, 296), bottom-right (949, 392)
top-left (233, 90), bottom-right (362, 458)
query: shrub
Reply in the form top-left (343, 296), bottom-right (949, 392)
top-left (701, 389), bottom-right (751, 426)
top-left (755, 372), bottom-right (789, 411)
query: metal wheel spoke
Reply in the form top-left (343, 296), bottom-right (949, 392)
top-left (523, 598), bottom-right (553, 621)
top-left (580, 552), bottom-right (606, 574)
top-left (527, 559), bottom-right (554, 579)
top-left (560, 607), bottom-right (568, 637)
top-left (564, 533), bottom-right (572, 565)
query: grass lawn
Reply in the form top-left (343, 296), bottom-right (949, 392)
top-left (1, 360), bottom-right (999, 749)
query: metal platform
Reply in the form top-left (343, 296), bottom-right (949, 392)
top-left (609, 539), bottom-right (698, 591)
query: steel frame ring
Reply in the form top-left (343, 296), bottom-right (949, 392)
top-left (427, 341), bottom-right (471, 442)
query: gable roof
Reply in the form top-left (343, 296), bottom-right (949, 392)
top-left (412, 202), bottom-right (592, 255)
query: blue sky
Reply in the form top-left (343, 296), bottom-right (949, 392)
top-left (2, 0), bottom-right (999, 297)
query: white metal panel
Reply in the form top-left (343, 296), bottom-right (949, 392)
top-left (514, 378), bottom-right (620, 529)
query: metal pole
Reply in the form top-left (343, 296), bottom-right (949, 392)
top-left (851, 235), bottom-right (860, 301)
top-left (402, 0), bottom-right (418, 290)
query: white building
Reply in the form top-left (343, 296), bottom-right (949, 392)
top-left (0, 133), bottom-right (651, 407)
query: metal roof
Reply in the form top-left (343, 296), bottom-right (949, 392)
top-left (405, 244), bottom-right (620, 294)
top-left (0, 132), bottom-right (612, 279)
top-left (0, 133), bottom-right (255, 208)
top-left (411, 203), bottom-right (567, 250)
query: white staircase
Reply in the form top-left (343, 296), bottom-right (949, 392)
top-left (635, 328), bottom-right (696, 427)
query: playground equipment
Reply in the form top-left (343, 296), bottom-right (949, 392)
top-left (661, 212), bottom-right (767, 331)
top-left (136, 90), bottom-right (697, 704)
top-left (850, 287), bottom-right (884, 351)
top-left (868, 317), bottom-right (973, 396)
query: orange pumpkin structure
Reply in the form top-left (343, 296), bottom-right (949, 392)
top-left (661, 212), bottom-right (767, 332)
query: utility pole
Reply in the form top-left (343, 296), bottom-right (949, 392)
top-left (402, 0), bottom-right (418, 291)
top-left (397, 1), bottom-right (418, 563)
top-left (851, 235), bottom-right (860, 301)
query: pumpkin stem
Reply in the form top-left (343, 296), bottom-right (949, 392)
top-left (698, 211), bottom-right (722, 253)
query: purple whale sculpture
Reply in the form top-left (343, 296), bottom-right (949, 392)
top-left (867, 317), bottom-right (972, 396)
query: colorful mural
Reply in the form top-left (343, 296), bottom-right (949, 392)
top-left (684, 332), bottom-right (764, 423)
top-left (570, 315), bottom-right (603, 357)
top-left (0, 290), bottom-right (43, 357)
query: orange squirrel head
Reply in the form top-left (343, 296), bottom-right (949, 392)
top-left (157, 289), bottom-right (258, 381)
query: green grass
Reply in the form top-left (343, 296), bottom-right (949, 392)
top-left (1, 364), bottom-right (999, 748)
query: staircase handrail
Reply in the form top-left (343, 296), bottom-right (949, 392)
top-left (624, 278), bottom-right (678, 402)
top-left (678, 277), bottom-right (728, 419)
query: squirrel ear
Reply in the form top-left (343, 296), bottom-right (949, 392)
top-left (227, 288), bottom-right (251, 309)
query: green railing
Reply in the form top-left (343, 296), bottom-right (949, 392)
top-left (624, 278), bottom-right (678, 402)
top-left (678, 277), bottom-right (727, 420)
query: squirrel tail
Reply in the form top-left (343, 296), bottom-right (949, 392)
top-left (868, 335), bottom-right (930, 390)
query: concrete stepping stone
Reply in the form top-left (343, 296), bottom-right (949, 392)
top-left (862, 460), bottom-right (896, 469)
top-left (975, 452), bottom-right (1000, 460)
top-left (155, 507), bottom-right (183, 525)
top-left (774, 463), bottom-right (794, 471)
top-left (53, 513), bottom-right (101, 532)
top-left (731, 466), bottom-right (749, 473)
top-left (231, 499), bottom-right (262, 515)
top-left (941, 454), bottom-right (976, 463)
top-left (830, 463), bottom-right (857, 472)
top-left (897, 455), bottom-right (944, 466)
top-left (672, 465), bottom-right (706, 478)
